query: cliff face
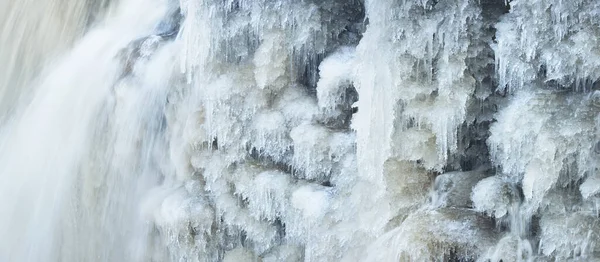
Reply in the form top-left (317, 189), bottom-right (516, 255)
top-left (1, 0), bottom-right (600, 261)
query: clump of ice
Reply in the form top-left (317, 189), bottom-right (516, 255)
top-left (316, 47), bottom-right (356, 118)
top-left (289, 123), bottom-right (355, 181)
top-left (471, 176), bottom-right (517, 219)
top-left (291, 185), bottom-right (331, 220)
top-left (250, 110), bottom-right (290, 162)
top-left (488, 91), bottom-right (598, 208)
top-left (147, 187), bottom-right (215, 262)
top-left (253, 31), bottom-right (289, 92)
top-left (275, 86), bottom-right (318, 129)
top-left (581, 174), bottom-right (600, 200)
top-left (238, 170), bottom-right (291, 222)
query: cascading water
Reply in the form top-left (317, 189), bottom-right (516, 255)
top-left (2, 0), bottom-right (600, 261)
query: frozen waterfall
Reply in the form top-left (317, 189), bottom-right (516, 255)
top-left (1, 0), bottom-right (600, 261)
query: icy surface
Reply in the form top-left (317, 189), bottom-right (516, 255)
top-left (2, 0), bottom-right (600, 261)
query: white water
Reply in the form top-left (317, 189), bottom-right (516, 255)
top-left (1, 0), bottom-right (600, 261)
top-left (0, 0), bottom-right (173, 261)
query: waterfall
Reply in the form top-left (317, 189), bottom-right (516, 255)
top-left (0, 0), bottom-right (175, 260)
top-left (1, 0), bottom-right (600, 261)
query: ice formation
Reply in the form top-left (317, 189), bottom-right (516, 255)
top-left (2, 0), bottom-right (600, 261)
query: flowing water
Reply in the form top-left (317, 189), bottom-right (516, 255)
top-left (1, 0), bottom-right (600, 261)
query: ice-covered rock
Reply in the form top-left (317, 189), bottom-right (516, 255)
top-left (432, 167), bottom-right (491, 208)
top-left (365, 209), bottom-right (498, 261)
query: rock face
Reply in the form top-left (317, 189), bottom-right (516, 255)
top-left (2, 0), bottom-right (600, 261)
